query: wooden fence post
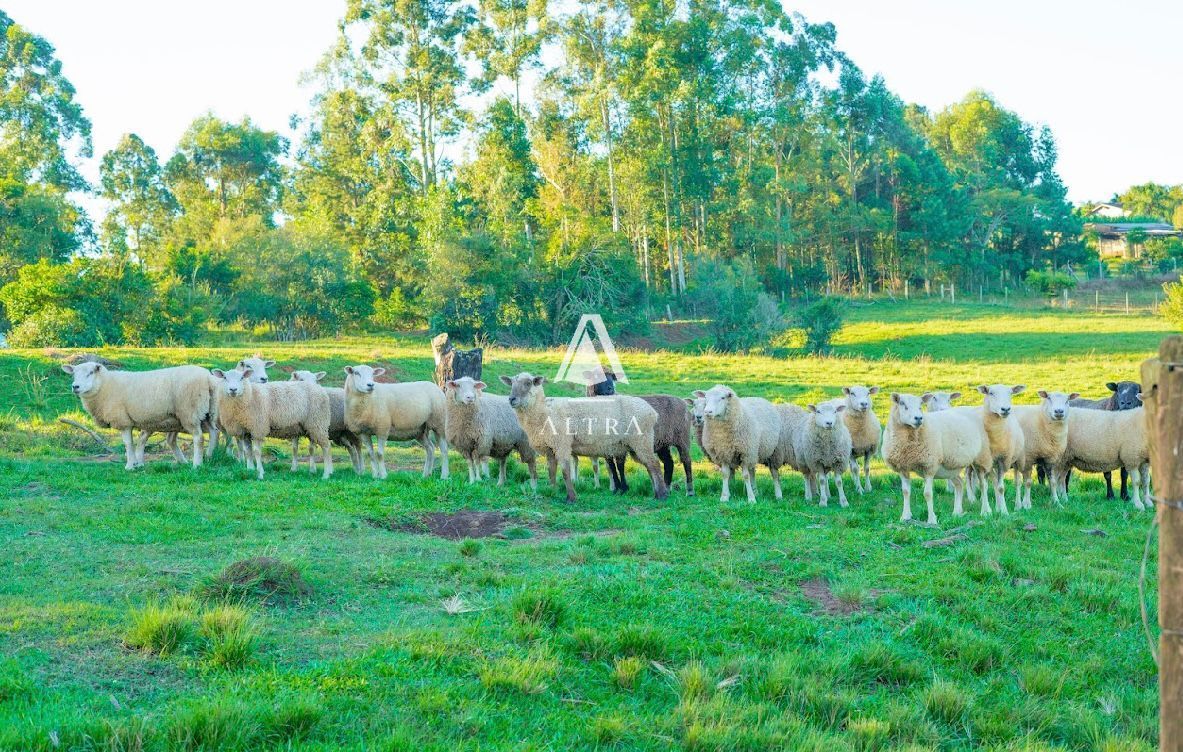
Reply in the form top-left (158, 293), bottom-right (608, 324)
top-left (1142, 335), bottom-right (1183, 751)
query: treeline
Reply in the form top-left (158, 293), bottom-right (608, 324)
top-left (0, 3), bottom-right (1088, 348)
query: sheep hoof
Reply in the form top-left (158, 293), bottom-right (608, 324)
top-left (926, 516), bottom-right (938, 525)
top-left (839, 499), bottom-right (849, 508)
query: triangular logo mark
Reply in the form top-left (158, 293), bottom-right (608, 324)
top-left (554, 314), bottom-right (628, 387)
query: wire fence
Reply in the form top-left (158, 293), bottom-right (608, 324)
top-left (885, 281), bottom-right (1167, 314)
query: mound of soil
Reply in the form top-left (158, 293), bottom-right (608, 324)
top-left (368, 510), bottom-right (511, 540)
top-left (51, 351), bottom-right (124, 368)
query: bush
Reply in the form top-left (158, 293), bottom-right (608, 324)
top-left (1160, 276), bottom-right (1183, 329)
top-left (796, 298), bottom-right (844, 353)
top-left (5, 306), bottom-right (90, 347)
top-left (1025, 269), bottom-right (1077, 297)
top-left (690, 258), bottom-right (784, 351)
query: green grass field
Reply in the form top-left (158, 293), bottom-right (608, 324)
top-left (0, 301), bottom-right (1168, 751)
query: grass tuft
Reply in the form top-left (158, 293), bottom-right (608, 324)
top-left (613, 656), bottom-right (645, 691)
top-left (198, 557), bottom-right (311, 604)
top-left (479, 650), bottom-right (558, 694)
top-left (511, 587), bottom-right (566, 629)
top-left (847, 717), bottom-right (891, 751)
top-left (614, 624), bottom-right (667, 660)
top-left (458, 538), bottom-right (481, 558)
top-left (846, 643), bottom-right (925, 686)
top-left (923, 679), bottom-right (970, 723)
top-left (124, 597), bottom-right (198, 656)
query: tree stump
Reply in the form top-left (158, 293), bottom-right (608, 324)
top-left (432, 333), bottom-right (483, 387)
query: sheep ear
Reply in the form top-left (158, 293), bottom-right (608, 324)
top-left (842, 386), bottom-right (852, 395)
top-left (264, 360), bottom-right (276, 368)
top-left (1069, 392), bottom-right (1081, 400)
top-left (1106, 382), bottom-right (1119, 392)
top-left (921, 392), bottom-right (934, 403)
top-left (474, 381), bottom-right (487, 391)
top-left (241, 367), bottom-right (254, 379)
top-left (610, 372), bottom-right (622, 381)
top-left (446, 380), bottom-right (458, 389)
top-left (1012, 384), bottom-right (1026, 395)
top-left (684, 398), bottom-right (695, 406)
top-left (1037, 389), bottom-right (1049, 399)
top-left (834, 404), bottom-right (846, 413)
top-left (499, 375), bottom-right (513, 387)
top-left (1137, 392), bottom-right (1145, 402)
top-left (373, 367), bottom-right (386, 377)
top-left (290, 372), bottom-right (299, 380)
top-left (313, 372), bottom-right (326, 381)
top-left (693, 390), bottom-right (706, 398)
top-left (61, 365), bottom-right (74, 374)
top-left (892, 393), bottom-right (902, 404)
top-left (212, 369), bottom-right (225, 379)
top-left (976, 385), bottom-right (989, 395)
top-left (807, 404), bottom-right (817, 413)
top-left (532, 375), bottom-right (546, 386)
top-left (868, 386), bottom-right (880, 395)
top-left (950, 391), bottom-right (962, 400)
top-left (237, 360), bottom-right (246, 368)
top-left (344, 366), bottom-right (354, 376)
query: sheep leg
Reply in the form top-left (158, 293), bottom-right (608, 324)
top-left (678, 444), bottom-right (694, 496)
top-left (720, 465), bottom-right (732, 502)
top-left (741, 465), bottom-right (756, 504)
top-left (204, 420), bottom-right (218, 460)
top-left (1103, 471), bottom-right (1115, 500)
top-left (132, 430), bottom-right (150, 467)
top-left (558, 452), bottom-right (577, 502)
top-left (802, 471), bottom-right (814, 503)
top-left (1128, 465), bottom-right (1145, 511)
top-left (420, 432), bottom-right (435, 478)
top-left (835, 470), bottom-right (848, 508)
top-left (1141, 462), bottom-right (1152, 509)
top-left (376, 435), bottom-right (390, 479)
top-left (547, 454), bottom-right (558, 485)
top-left (466, 453), bottom-right (477, 483)
top-left (1021, 468), bottom-right (1033, 510)
top-left (862, 451), bottom-right (873, 491)
top-left (993, 464), bottom-right (1009, 516)
top-left (120, 429), bottom-right (138, 470)
top-left (290, 438), bottom-right (301, 472)
top-left (250, 437), bottom-right (265, 480)
top-left (524, 451), bottom-right (538, 491)
top-left (899, 471), bottom-right (913, 522)
top-left (165, 432), bottom-right (185, 464)
top-left (952, 471), bottom-right (966, 516)
top-left (849, 457), bottom-right (864, 495)
top-left (922, 475), bottom-right (932, 522)
top-left (1012, 467), bottom-right (1023, 511)
top-left (497, 459), bottom-right (507, 486)
top-left (818, 471), bottom-right (829, 507)
top-left (318, 436), bottom-right (333, 480)
top-left (769, 465), bottom-right (783, 500)
top-left (589, 457), bottom-right (599, 489)
top-left (657, 447), bottom-right (674, 488)
top-left (346, 439), bottom-right (363, 474)
top-left (238, 437), bottom-right (252, 470)
top-left (436, 433), bottom-right (449, 479)
top-left (1120, 467), bottom-right (1131, 501)
top-left (978, 466), bottom-right (992, 516)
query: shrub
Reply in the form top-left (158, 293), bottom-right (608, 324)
top-left (5, 306), bottom-right (91, 347)
top-left (1160, 275), bottom-right (1183, 329)
top-left (796, 297), bottom-right (844, 353)
top-left (690, 258), bottom-right (784, 351)
top-left (1025, 269), bottom-right (1077, 297)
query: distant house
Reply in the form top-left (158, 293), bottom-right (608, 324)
top-left (1085, 220), bottom-right (1182, 259)
top-left (1085, 202), bottom-right (1129, 220)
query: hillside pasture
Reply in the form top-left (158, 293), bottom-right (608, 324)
top-left (0, 301), bottom-right (1164, 751)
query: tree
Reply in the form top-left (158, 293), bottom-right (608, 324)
top-left (466, 0), bottom-right (549, 116)
top-left (100, 134), bottom-right (177, 267)
top-left (343, 0), bottom-right (476, 193)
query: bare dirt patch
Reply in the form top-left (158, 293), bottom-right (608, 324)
top-left (46, 351), bottom-right (126, 369)
top-left (799, 578), bottom-right (880, 616)
top-left (367, 510), bottom-right (513, 540)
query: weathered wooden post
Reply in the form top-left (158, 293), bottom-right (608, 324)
top-left (1142, 335), bottom-right (1183, 750)
top-left (431, 333), bottom-right (483, 388)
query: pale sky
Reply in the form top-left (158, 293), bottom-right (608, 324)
top-left (6, 0), bottom-right (1180, 209)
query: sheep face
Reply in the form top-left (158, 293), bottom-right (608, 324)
top-left (213, 367), bottom-right (254, 398)
top-left (238, 356), bottom-right (275, 383)
top-left (1036, 390), bottom-right (1080, 421)
top-left (841, 385), bottom-right (879, 412)
top-left (500, 372), bottom-right (545, 409)
top-left (684, 396), bottom-right (707, 426)
top-left (977, 384), bottom-right (1025, 418)
top-left (290, 370), bottom-right (326, 384)
top-left (697, 385), bottom-right (735, 421)
top-left (923, 391), bottom-right (961, 412)
top-left (808, 401), bottom-right (845, 429)
top-left (891, 393), bottom-right (925, 428)
top-left (1107, 380), bottom-right (1142, 411)
top-left (585, 369), bottom-right (619, 396)
top-left (344, 365), bottom-right (385, 394)
top-left (62, 361), bottom-right (105, 396)
top-left (446, 376), bottom-right (487, 405)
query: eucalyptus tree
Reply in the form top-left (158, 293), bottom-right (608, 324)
top-left (99, 134), bottom-right (177, 268)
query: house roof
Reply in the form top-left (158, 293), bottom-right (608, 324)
top-left (1085, 221), bottom-right (1181, 236)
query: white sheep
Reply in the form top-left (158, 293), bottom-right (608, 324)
top-left (1011, 390), bottom-right (1079, 509)
top-left (62, 362), bottom-right (214, 470)
top-left (215, 356), bottom-right (275, 458)
top-left (212, 366), bottom-right (333, 480)
top-left (695, 385), bottom-right (787, 503)
top-left (444, 377), bottom-right (538, 488)
top-left (837, 385), bottom-right (881, 493)
top-left (795, 401), bottom-right (854, 507)
top-left (501, 372), bottom-right (667, 502)
top-left (290, 370), bottom-right (365, 474)
top-left (881, 392), bottom-right (993, 524)
top-left (954, 384), bottom-right (1027, 515)
top-left (343, 365), bottom-right (449, 480)
top-left (923, 391), bottom-right (962, 413)
top-left (1052, 402), bottom-right (1151, 511)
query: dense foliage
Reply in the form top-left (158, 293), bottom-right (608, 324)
top-left (0, 5), bottom-right (1115, 348)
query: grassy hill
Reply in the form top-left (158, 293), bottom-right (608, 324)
top-left (0, 301), bottom-right (1166, 751)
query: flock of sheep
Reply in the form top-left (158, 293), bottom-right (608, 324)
top-left (60, 355), bottom-right (1150, 525)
